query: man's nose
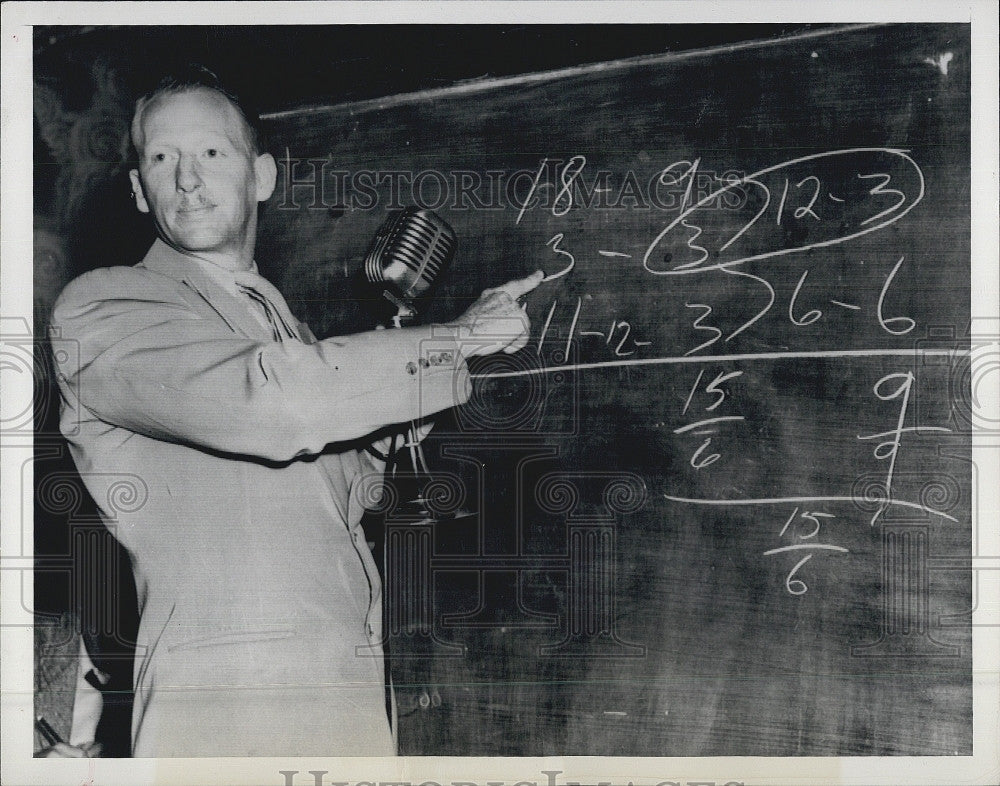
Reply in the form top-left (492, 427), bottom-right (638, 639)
top-left (175, 154), bottom-right (203, 193)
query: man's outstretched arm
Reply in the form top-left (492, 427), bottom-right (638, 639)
top-left (51, 267), bottom-right (541, 462)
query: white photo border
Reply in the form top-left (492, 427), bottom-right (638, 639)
top-left (3, 2), bottom-right (997, 785)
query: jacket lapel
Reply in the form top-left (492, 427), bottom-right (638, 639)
top-left (137, 240), bottom-right (279, 342)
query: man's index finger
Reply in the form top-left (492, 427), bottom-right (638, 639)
top-left (500, 270), bottom-right (546, 300)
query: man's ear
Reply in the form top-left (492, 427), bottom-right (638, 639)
top-left (254, 153), bottom-right (277, 203)
top-left (129, 170), bottom-right (150, 214)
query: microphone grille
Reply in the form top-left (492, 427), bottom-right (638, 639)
top-left (364, 207), bottom-right (456, 301)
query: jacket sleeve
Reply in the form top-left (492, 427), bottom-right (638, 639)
top-left (50, 267), bottom-right (471, 462)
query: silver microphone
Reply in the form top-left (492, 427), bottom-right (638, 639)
top-left (363, 207), bottom-right (456, 320)
top-left (362, 208), bottom-right (458, 497)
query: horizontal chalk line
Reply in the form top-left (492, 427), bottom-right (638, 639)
top-left (662, 494), bottom-right (959, 522)
top-left (471, 347), bottom-right (970, 379)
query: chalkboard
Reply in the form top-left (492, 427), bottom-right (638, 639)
top-left (258, 24), bottom-right (971, 755)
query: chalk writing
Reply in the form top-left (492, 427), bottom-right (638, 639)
top-left (534, 298), bottom-right (651, 363)
top-left (502, 143), bottom-right (956, 604)
top-left (472, 348), bottom-right (969, 380)
top-left (674, 367), bottom-right (744, 469)
top-left (661, 495), bottom-right (958, 523)
top-left (542, 233), bottom-right (576, 282)
top-left (721, 267), bottom-right (776, 342)
top-left (658, 158), bottom-right (702, 213)
top-left (553, 156), bottom-right (587, 217)
top-left (877, 255), bottom-right (916, 335)
top-left (684, 303), bottom-right (722, 356)
top-left (788, 270), bottom-right (823, 327)
top-left (516, 157), bottom-right (547, 225)
top-left (765, 507), bottom-right (848, 595)
top-left (673, 416), bottom-right (745, 435)
top-left (642, 148), bottom-right (924, 276)
top-left (856, 371), bottom-right (952, 526)
top-left (677, 256), bottom-right (915, 354)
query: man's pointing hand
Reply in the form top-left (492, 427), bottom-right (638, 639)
top-left (446, 270), bottom-right (545, 358)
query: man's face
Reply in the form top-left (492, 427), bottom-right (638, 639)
top-left (129, 88), bottom-right (275, 259)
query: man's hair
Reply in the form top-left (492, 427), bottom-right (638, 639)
top-left (130, 64), bottom-right (265, 160)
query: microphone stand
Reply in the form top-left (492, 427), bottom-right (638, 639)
top-left (384, 297), bottom-right (431, 511)
top-left (363, 206), bottom-right (457, 515)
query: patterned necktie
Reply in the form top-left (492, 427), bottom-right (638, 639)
top-left (233, 270), bottom-right (300, 343)
top-left (237, 284), bottom-right (297, 342)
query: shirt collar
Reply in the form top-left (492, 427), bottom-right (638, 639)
top-left (136, 239), bottom-right (277, 337)
top-left (138, 239), bottom-right (259, 294)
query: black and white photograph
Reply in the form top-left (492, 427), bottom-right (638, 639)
top-left (2, 3), bottom-right (998, 785)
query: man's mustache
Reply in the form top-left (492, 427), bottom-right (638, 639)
top-left (176, 198), bottom-right (215, 211)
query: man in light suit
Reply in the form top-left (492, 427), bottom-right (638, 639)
top-left (48, 68), bottom-right (542, 757)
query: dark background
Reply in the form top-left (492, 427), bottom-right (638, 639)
top-left (35, 24), bottom-right (826, 116)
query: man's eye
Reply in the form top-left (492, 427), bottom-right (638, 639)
top-left (205, 149), bottom-right (220, 158)
top-left (152, 153), bottom-right (167, 162)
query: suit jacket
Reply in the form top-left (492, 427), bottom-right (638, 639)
top-left (49, 239), bottom-right (470, 756)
